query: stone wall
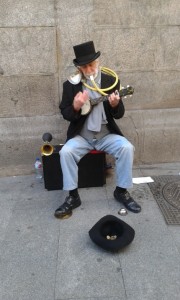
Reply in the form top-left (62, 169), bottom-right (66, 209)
top-left (0, 0), bottom-right (179, 176)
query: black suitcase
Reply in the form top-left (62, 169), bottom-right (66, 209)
top-left (42, 145), bottom-right (106, 190)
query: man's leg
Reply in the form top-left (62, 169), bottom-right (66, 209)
top-left (95, 134), bottom-right (141, 213)
top-left (54, 136), bottom-right (93, 218)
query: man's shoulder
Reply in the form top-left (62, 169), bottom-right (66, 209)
top-left (101, 71), bottom-right (113, 79)
top-left (101, 71), bottom-right (118, 83)
top-left (101, 70), bottom-right (120, 91)
top-left (63, 79), bottom-right (71, 87)
top-left (62, 80), bottom-right (82, 95)
top-left (63, 79), bottom-right (82, 87)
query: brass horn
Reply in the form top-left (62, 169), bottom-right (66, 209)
top-left (41, 132), bottom-right (54, 156)
top-left (67, 67), bottom-right (119, 94)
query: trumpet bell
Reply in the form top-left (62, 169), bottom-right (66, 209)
top-left (68, 71), bottom-right (82, 85)
top-left (41, 143), bottom-right (54, 156)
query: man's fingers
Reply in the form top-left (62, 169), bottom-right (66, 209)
top-left (82, 90), bottom-right (89, 101)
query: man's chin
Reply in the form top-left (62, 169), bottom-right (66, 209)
top-left (84, 72), bottom-right (98, 80)
top-left (84, 75), bottom-right (93, 80)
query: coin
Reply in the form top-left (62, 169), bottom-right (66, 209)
top-left (118, 208), bottom-right (128, 216)
top-left (106, 235), bottom-right (117, 240)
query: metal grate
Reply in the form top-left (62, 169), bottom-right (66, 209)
top-left (148, 175), bottom-right (180, 225)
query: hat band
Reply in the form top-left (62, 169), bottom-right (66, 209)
top-left (76, 53), bottom-right (98, 63)
top-left (73, 51), bottom-right (101, 66)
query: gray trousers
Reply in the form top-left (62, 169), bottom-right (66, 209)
top-left (59, 134), bottom-right (134, 191)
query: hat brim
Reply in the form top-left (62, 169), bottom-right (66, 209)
top-left (73, 51), bottom-right (101, 66)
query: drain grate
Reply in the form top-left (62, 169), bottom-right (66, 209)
top-left (148, 175), bottom-right (180, 225)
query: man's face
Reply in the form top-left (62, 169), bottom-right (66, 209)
top-left (78, 60), bottom-right (99, 79)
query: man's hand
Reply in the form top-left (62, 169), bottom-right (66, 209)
top-left (73, 90), bottom-right (89, 111)
top-left (108, 90), bottom-right (120, 108)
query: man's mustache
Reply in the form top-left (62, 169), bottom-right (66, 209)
top-left (84, 70), bottom-right (99, 80)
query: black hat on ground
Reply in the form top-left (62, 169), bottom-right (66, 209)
top-left (89, 215), bottom-right (135, 252)
top-left (73, 41), bottom-right (101, 66)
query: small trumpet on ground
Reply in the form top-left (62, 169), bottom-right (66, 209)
top-left (41, 132), bottom-right (54, 156)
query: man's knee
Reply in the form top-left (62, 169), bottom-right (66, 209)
top-left (119, 141), bottom-right (134, 156)
top-left (126, 142), bottom-right (134, 153)
top-left (59, 144), bottom-right (73, 158)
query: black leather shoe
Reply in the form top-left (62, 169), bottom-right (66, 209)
top-left (114, 190), bottom-right (141, 213)
top-left (54, 195), bottom-right (81, 219)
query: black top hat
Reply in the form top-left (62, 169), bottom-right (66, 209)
top-left (73, 41), bottom-right (101, 66)
top-left (89, 215), bottom-right (135, 252)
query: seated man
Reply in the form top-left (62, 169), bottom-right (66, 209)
top-left (54, 41), bottom-right (141, 218)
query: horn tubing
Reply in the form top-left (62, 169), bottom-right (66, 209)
top-left (67, 66), bottom-right (119, 95)
top-left (82, 66), bottom-right (119, 95)
top-left (89, 76), bottom-right (107, 96)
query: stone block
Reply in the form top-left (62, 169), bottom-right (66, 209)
top-left (0, 75), bottom-right (59, 117)
top-left (118, 108), bottom-right (180, 163)
top-left (0, 0), bottom-right (55, 26)
top-left (56, 0), bottom-right (93, 70)
top-left (0, 108), bottom-right (179, 176)
top-left (95, 26), bottom-right (180, 72)
top-left (0, 27), bottom-right (56, 75)
top-left (0, 115), bottom-right (67, 176)
top-left (119, 70), bottom-right (180, 110)
top-left (155, 27), bottom-right (180, 70)
top-left (93, 0), bottom-right (179, 26)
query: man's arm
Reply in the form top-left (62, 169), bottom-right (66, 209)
top-left (59, 81), bottom-right (82, 122)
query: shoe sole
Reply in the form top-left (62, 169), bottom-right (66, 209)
top-left (54, 210), bottom-right (73, 219)
top-left (54, 201), bottom-right (81, 219)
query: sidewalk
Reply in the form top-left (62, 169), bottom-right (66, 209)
top-left (0, 162), bottom-right (180, 300)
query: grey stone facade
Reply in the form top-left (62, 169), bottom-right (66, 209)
top-left (0, 0), bottom-right (179, 176)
